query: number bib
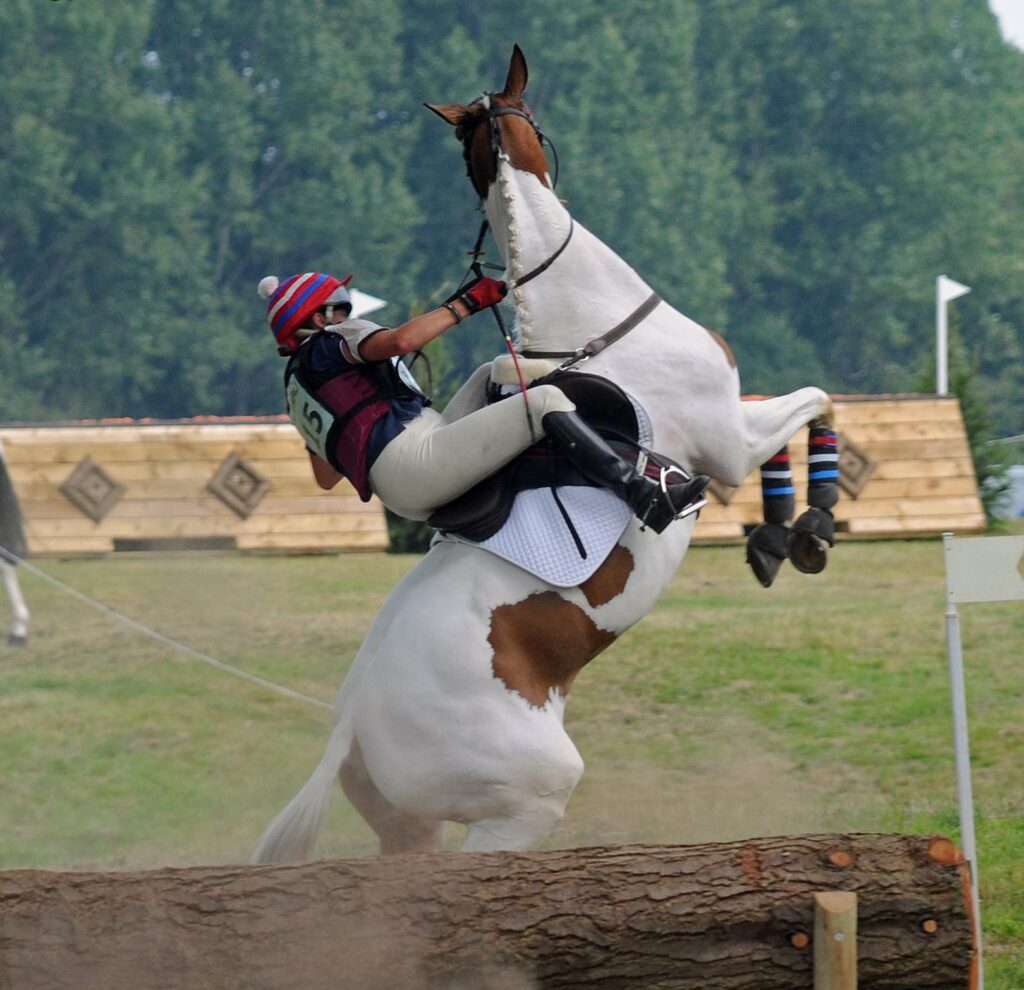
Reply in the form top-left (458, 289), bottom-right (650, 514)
top-left (285, 375), bottom-right (335, 461)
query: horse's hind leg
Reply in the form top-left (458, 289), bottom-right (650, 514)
top-left (1, 559), bottom-right (29, 646)
top-left (735, 388), bottom-right (837, 585)
top-left (460, 807), bottom-right (567, 853)
top-left (339, 740), bottom-right (445, 854)
top-left (737, 387), bottom-right (834, 478)
top-left (459, 761), bottom-right (582, 853)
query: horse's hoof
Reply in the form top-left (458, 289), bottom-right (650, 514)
top-left (7, 633), bottom-right (27, 647)
top-left (788, 508), bottom-right (835, 574)
top-left (746, 522), bottom-right (790, 588)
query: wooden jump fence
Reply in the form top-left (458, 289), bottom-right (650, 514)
top-left (694, 394), bottom-right (984, 543)
top-left (0, 394), bottom-right (983, 557)
top-left (0, 417), bottom-right (387, 556)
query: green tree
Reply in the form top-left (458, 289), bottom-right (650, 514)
top-left (693, 0), bottom-right (1024, 413)
top-left (0, 0), bottom-right (1022, 436)
top-left (0, 0), bottom-right (211, 420)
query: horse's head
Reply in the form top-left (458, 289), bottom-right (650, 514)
top-left (425, 45), bottom-right (550, 200)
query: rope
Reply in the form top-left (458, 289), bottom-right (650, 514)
top-left (2, 548), bottom-right (333, 713)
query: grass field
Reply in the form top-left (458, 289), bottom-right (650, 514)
top-left (1, 532), bottom-right (1021, 985)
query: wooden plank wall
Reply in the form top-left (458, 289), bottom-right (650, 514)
top-left (0, 419), bottom-right (388, 556)
top-left (692, 394), bottom-right (986, 543)
top-left (0, 395), bottom-right (985, 557)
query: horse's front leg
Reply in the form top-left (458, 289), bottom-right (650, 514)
top-left (1, 558), bottom-right (30, 646)
top-left (735, 387), bottom-right (837, 587)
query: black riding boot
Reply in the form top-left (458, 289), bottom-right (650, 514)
top-left (542, 411), bottom-right (709, 533)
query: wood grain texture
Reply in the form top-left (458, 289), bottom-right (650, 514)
top-left (0, 421), bottom-right (387, 555)
top-left (0, 393), bottom-right (985, 556)
top-left (0, 834), bottom-right (975, 990)
top-left (692, 395), bottom-right (984, 542)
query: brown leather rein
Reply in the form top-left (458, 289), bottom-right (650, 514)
top-left (459, 98), bottom-right (661, 369)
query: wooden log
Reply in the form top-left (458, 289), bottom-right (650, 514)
top-left (0, 834), bottom-right (975, 990)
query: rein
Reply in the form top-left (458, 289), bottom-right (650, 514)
top-left (467, 215), bottom-right (575, 291)
top-left (458, 98), bottom-right (572, 291)
top-left (456, 94), bottom-right (660, 395)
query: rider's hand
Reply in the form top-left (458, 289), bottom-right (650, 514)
top-left (459, 277), bottom-right (507, 314)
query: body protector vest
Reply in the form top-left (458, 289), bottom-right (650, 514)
top-left (284, 336), bottom-right (427, 502)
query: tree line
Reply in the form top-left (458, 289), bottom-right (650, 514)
top-left (2, 0), bottom-right (1022, 438)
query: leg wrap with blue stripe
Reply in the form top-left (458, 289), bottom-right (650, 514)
top-left (807, 427), bottom-right (839, 510)
top-left (746, 446), bottom-right (795, 587)
top-left (787, 427), bottom-right (839, 575)
top-left (760, 447), bottom-right (796, 524)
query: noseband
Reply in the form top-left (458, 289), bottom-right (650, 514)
top-left (455, 95), bottom-right (549, 182)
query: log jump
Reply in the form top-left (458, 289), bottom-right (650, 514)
top-left (0, 833), bottom-right (976, 990)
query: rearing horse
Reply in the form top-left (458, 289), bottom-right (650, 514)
top-left (253, 47), bottom-right (834, 859)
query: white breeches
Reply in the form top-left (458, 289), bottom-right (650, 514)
top-left (368, 382), bottom-right (575, 520)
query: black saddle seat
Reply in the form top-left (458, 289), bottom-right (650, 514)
top-left (427, 370), bottom-right (642, 542)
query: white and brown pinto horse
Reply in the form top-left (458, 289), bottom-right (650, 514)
top-left (253, 47), bottom-right (833, 859)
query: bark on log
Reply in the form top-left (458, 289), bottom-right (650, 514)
top-left (0, 833), bottom-right (975, 990)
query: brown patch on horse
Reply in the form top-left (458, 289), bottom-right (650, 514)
top-left (707, 329), bottom-right (737, 369)
top-left (489, 593), bottom-right (618, 708)
top-left (339, 740), bottom-right (443, 855)
top-left (579, 543), bottom-right (634, 608)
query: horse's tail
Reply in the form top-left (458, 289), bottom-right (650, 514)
top-left (251, 709), bottom-right (354, 865)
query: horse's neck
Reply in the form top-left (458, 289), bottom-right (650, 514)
top-left (487, 165), bottom-right (650, 355)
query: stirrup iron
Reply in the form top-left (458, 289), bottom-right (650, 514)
top-left (659, 464), bottom-right (708, 522)
top-left (636, 465), bottom-right (709, 531)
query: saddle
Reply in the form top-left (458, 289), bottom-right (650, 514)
top-left (428, 370), bottom-right (644, 542)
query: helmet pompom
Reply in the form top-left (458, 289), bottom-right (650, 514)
top-left (257, 275), bottom-right (280, 300)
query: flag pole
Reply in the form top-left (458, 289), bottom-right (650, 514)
top-left (936, 275), bottom-right (971, 395)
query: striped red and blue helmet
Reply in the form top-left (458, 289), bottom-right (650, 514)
top-left (258, 272), bottom-right (353, 351)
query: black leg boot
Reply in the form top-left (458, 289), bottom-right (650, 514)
top-left (746, 447), bottom-right (795, 588)
top-left (789, 426), bottom-right (839, 573)
top-left (542, 411), bottom-right (709, 534)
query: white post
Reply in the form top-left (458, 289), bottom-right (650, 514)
top-left (942, 564), bottom-right (982, 990)
top-left (936, 276), bottom-right (971, 395)
top-left (942, 531), bottom-right (1024, 990)
top-left (936, 277), bottom-right (948, 395)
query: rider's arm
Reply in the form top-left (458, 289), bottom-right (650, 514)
top-left (344, 277), bottom-right (507, 363)
top-left (308, 450), bottom-right (343, 490)
top-left (354, 301), bottom-right (470, 363)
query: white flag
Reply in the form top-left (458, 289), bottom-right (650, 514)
top-left (938, 275), bottom-right (971, 304)
top-left (350, 289), bottom-right (388, 319)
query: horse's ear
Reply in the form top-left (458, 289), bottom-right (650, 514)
top-left (503, 45), bottom-right (528, 99)
top-left (424, 102), bottom-right (471, 127)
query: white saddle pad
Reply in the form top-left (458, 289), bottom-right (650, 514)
top-left (436, 486), bottom-right (632, 588)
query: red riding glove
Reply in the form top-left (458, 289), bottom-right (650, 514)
top-left (459, 277), bottom-right (507, 314)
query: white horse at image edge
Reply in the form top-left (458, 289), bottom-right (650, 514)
top-left (0, 438), bottom-right (30, 647)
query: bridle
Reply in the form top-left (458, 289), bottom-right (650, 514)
top-left (453, 93), bottom-right (661, 371)
top-left (454, 95), bottom-right (573, 292)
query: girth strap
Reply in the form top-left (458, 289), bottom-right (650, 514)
top-left (521, 291), bottom-right (662, 366)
